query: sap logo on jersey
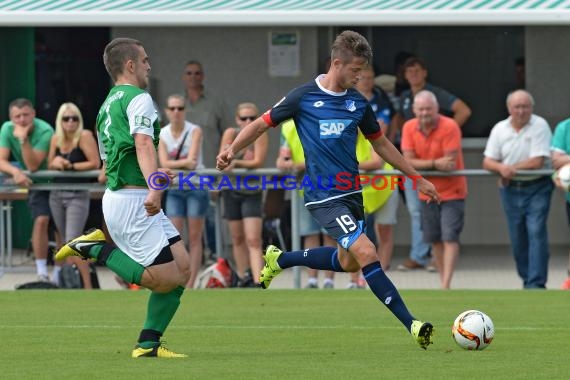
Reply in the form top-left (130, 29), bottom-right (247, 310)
top-left (319, 119), bottom-right (352, 139)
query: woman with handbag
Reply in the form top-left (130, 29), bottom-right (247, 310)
top-left (158, 94), bottom-right (208, 288)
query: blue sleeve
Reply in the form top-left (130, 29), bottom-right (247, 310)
top-left (268, 85), bottom-right (307, 126)
top-left (359, 104), bottom-right (382, 138)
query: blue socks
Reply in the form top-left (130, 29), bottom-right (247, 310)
top-left (276, 248), bottom-right (414, 330)
top-left (277, 246), bottom-right (344, 272)
top-left (362, 262), bottom-right (414, 330)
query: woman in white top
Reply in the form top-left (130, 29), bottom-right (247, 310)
top-left (158, 94), bottom-right (209, 288)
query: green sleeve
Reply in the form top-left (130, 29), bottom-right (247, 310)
top-left (551, 120), bottom-right (569, 152)
top-left (0, 121), bottom-right (14, 148)
top-left (33, 119), bottom-right (54, 152)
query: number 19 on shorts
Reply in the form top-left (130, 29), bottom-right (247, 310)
top-left (336, 215), bottom-right (357, 234)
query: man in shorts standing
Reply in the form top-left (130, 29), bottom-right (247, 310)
top-left (0, 98), bottom-right (53, 282)
top-left (217, 30), bottom-right (439, 349)
top-left (401, 90), bottom-right (467, 289)
top-left (56, 37), bottom-right (191, 358)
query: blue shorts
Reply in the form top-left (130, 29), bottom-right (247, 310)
top-left (306, 192), bottom-right (365, 249)
top-left (165, 189), bottom-right (209, 218)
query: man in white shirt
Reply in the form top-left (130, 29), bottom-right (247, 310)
top-left (483, 89), bottom-right (553, 289)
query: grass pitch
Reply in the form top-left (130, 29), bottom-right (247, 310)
top-left (1, 289), bottom-right (569, 380)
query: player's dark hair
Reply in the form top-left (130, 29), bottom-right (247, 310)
top-left (330, 30), bottom-right (372, 65)
top-left (103, 37), bottom-right (143, 82)
top-left (8, 98), bottom-right (34, 112)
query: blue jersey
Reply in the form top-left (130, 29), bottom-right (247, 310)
top-left (264, 76), bottom-right (382, 205)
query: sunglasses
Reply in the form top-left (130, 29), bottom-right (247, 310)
top-left (239, 115), bottom-right (257, 122)
top-left (61, 116), bottom-right (79, 122)
top-left (185, 71), bottom-right (202, 76)
top-left (167, 106), bottom-right (185, 111)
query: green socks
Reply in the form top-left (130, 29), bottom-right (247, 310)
top-left (89, 245), bottom-right (145, 285)
top-left (138, 286), bottom-right (185, 347)
top-left (88, 245), bottom-right (185, 348)
top-left (143, 286), bottom-right (185, 332)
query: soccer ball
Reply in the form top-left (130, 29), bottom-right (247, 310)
top-left (557, 163), bottom-right (570, 191)
top-left (452, 310), bottom-right (495, 350)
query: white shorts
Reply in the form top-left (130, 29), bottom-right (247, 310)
top-left (102, 189), bottom-right (179, 267)
top-left (373, 189), bottom-right (399, 225)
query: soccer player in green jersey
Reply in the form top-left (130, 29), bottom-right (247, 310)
top-left (56, 38), bottom-right (191, 358)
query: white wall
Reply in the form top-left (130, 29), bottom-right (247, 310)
top-left (526, 26), bottom-right (570, 127)
top-left (111, 26), bottom-right (569, 247)
top-left (112, 26), bottom-right (319, 167)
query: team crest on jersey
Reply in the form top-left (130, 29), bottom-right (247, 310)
top-left (134, 115), bottom-right (151, 127)
top-left (345, 100), bottom-right (356, 112)
top-left (319, 119), bottom-right (351, 139)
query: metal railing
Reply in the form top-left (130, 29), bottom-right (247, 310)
top-left (0, 168), bottom-right (556, 285)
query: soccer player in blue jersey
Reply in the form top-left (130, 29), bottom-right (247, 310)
top-left (217, 30), bottom-right (440, 349)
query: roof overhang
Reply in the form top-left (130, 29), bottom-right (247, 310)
top-left (1, 1), bottom-right (570, 27)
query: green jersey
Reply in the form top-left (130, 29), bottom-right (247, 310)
top-left (96, 84), bottom-right (160, 190)
top-left (552, 119), bottom-right (570, 203)
top-left (0, 118), bottom-right (53, 183)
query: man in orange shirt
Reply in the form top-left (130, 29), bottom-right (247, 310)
top-left (401, 90), bottom-right (467, 289)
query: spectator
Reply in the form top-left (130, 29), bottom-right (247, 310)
top-left (218, 103), bottom-right (268, 287)
top-left (397, 57), bottom-right (472, 128)
top-left (402, 91), bottom-right (467, 289)
top-left (158, 94), bottom-right (208, 288)
top-left (47, 102), bottom-right (100, 288)
top-left (550, 118), bottom-right (570, 289)
top-left (182, 60), bottom-right (231, 169)
top-left (374, 51), bottom-right (414, 122)
top-left (483, 89), bottom-right (553, 289)
top-left (394, 57), bottom-right (471, 272)
top-left (182, 60), bottom-right (232, 260)
top-left (277, 119), bottom-right (336, 289)
top-left (0, 98), bottom-right (54, 282)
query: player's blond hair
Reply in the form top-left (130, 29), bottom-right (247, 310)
top-left (330, 30), bottom-right (372, 65)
